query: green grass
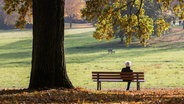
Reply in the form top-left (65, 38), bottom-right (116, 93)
top-left (0, 28), bottom-right (184, 89)
top-left (0, 29), bottom-right (32, 88)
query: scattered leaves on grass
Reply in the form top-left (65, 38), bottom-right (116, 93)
top-left (0, 88), bottom-right (184, 103)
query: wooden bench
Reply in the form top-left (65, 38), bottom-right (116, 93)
top-left (92, 72), bottom-right (144, 90)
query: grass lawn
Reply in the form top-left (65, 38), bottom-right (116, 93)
top-left (0, 27), bottom-right (184, 90)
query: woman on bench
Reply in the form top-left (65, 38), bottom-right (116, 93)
top-left (121, 61), bottom-right (133, 90)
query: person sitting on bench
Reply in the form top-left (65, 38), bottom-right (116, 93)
top-left (121, 61), bottom-right (133, 90)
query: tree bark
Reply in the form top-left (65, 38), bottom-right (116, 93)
top-left (29, 0), bottom-right (74, 89)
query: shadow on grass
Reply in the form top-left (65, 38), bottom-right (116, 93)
top-left (65, 31), bottom-right (92, 38)
top-left (0, 61), bottom-right (31, 67)
top-left (65, 28), bottom-right (184, 56)
top-left (0, 51), bottom-right (31, 67)
top-left (1, 29), bottom-right (184, 65)
top-left (0, 39), bottom-right (32, 67)
top-left (0, 39), bottom-right (32, 50)
top-left (65, 41), bottom-right (127, 54)
top-left (0, 51), bottom-right (31, 59)
top-left (151, 41), bottom-right (184, 49)
top-left (66, 38), bottom-right (184, 52)
top-left (65, 38), bottom-right (184, 63)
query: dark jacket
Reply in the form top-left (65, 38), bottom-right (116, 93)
top-left (121, 67), bottom-right (133, 81)
top-left (121, 67), bottom-right (133, 72)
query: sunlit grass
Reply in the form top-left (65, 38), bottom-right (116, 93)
top-left (0, 27), bottom-right (184, 89)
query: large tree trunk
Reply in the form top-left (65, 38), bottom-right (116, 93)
top-left (29, 0), bottom-right (74, 89)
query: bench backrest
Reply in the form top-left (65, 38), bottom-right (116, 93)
top-left (92, 72), bottom-right (144, 82)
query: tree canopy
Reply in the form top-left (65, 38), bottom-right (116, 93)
top-left (82, 0), bottom-right (184, 46)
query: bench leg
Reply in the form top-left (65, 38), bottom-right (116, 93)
top-left (97, 81), bottom-right (102, 90)
top-left (137, 82), bottom-right (140, 90)
top-left (99, 82), bottom-right (101, 90)
top-left (97, 81), bottom-right (99, 90)
top-left (97, 81), bottom-right (100, 90)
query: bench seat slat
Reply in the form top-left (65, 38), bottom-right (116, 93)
top-left (92, 72), bottom-right (144, 74)
top-left (92, 74), bottom-right (144, 77)
top-left (92, 76), bottom-right (144, 78)
top-left (92, 76), bottom-right (144, 79)
top-left (92, 77), bottom-right (144, 80)
top-left (93, 79), bottom-right (145, 82)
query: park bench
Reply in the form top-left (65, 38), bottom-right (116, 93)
top-left (92, 72), bottom-right (144, 90)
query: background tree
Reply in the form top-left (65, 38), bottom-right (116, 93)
top-left (0, 3), bottom-right (6, 29)
top-left (65, 0), bottom-right (85, 28)
top-left (3, 0), bottom-right (32, 28)
top-left (3, 0), bottom-right (74, 89)
top-left (0, 0), bottom-right (18, 29)
top-left (82, 0), bottom-right (172, 46)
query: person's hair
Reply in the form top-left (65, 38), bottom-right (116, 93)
top-left (125, 61), bottom-right (131, 67)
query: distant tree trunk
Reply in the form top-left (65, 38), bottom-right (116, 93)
top-left (120, 37), bottom-right (124, 43)
top-left (29, 0), bottom-right (74, 89)
top-left (69, 15), bottom-right (72, 28)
